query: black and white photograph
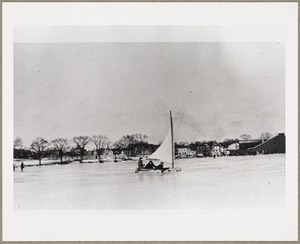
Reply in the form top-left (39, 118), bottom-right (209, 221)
top-left (13, 40), bottom-right (286, 210)
top-left (3, 3), bottom-right (298, 241)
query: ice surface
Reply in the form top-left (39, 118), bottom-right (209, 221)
top-left (13, 154), bottom-right (285, 210)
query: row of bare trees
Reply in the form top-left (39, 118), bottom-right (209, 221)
top-left (14, 135), bottom-right (110, 165)
top-left (14, 133), bottom-right (149, 165)
top-left (239, 132), bottom-right (273, 141)
top-left (113, 134), bottom-right (148, 149)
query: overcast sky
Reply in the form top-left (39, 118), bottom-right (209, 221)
top-left (14, 42), bottom-right (285, 147)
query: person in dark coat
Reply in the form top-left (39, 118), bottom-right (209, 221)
top-left (155, 162), bottom-right (169, 172)
top-left (21, 161), bottom-right (24, 172)
top-left (144, 160), bottom-right (156, 170)
top-left (138, 157), bottom-right (144, 170)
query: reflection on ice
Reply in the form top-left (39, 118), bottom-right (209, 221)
top-left (14, 154), bottom-right (285, 210)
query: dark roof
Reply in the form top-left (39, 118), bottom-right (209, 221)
top-left (239, 139), bottom-right (262, 144)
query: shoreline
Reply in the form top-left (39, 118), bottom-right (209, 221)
top-left (13, 157), bottom-right (139, 168)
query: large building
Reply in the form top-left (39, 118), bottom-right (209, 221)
top-left (228, 133), bottom-right (285, 156)
top-left (247, 133), bottom-right (285, 154)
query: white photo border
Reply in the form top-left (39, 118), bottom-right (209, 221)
top-left (3, 2), bottom-right (298, 241)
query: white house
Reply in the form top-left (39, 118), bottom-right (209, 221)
top-left (210, 143), bottom-right (222, 157)
top-left (227, 142), bottom-right (239, 150)
top-left (177, 147), bottom-right (190, 158)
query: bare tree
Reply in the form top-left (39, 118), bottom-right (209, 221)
top-left (113, 134), bottom-right (148, 149)
top-left (72, 136), bottom-right (90, 162)
top-left (106, 141), bottom-right (112, 149)
top-left (240, 134), bottom-right (251, 140)
top-left (113, 134), bottom-right (149, 158)
top-left (30, 137), bottom-right (49, 165)
top-left (90, 135), bottom-right (108, 162)
top-left (132, 133), bottom-right (148, 143)
top-left (260, 132), bottom-right (273, 141)
top-left (113, 135), bottom-right (132, 149)
top-left (51, 138), bottom-right (70, 164)
top-left (14, 137), bottom-right (23, 149)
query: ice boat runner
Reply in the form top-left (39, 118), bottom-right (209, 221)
top-left (135, 111), bottom-right (181, 173)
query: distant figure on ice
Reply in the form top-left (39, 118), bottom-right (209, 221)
top-left (20, 161), bottom-right (24, 172)
top-left (156, 162), bottom-right (170, 172)
top-left (13, 164), bottom-right (15, 171)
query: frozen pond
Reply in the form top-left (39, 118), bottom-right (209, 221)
top-left (14, 154), bottom-right (285, 210)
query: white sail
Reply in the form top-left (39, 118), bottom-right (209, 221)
top-left (148, 128), bottom-right (173, 164)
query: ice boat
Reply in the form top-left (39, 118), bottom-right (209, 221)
top-left (135, 111), bottom-right (181, 173)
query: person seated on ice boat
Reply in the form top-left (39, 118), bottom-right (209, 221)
top-left (143, 160), bottom-right (157, 170)
top-left (155, 162), bottom-right (169, 172)
top-left (138, 157), bottom-right (144, 170)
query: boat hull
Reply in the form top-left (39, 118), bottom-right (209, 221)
top-left (135, 167), bottom-right (181, 173)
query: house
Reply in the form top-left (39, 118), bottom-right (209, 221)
top-left (176, 146), bottom-right (191, 158)
top-left (227, 142), bottom-right (239, 150)
top-left (197, 143), bottom-right (210, 157)
top-left (223, 149), bottom-right (230, 156)
top-left (112, 148), bottom-right (123, 155)
top-left (188, 150), bottom-right (197, 157)
top-left (176, 147), bottom-right (196, 158)
top-left (219, 145), bottom-right (224, 154)
top-left (225, 142), bottom-right (239, 156)
top-left (210, 143), bottom-right (222, 157)
top-left (229, 139), bottom-right (262, 156)
top-left (103, 148), bottom-right (114, 156)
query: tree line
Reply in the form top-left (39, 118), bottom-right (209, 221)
top-left (13, 134), bottom-right (150, 165)
top-left (14, 132), bottom-right (274, 164)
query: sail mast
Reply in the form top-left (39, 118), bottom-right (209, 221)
top-left (170, 110), bottom-right (174, 169)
